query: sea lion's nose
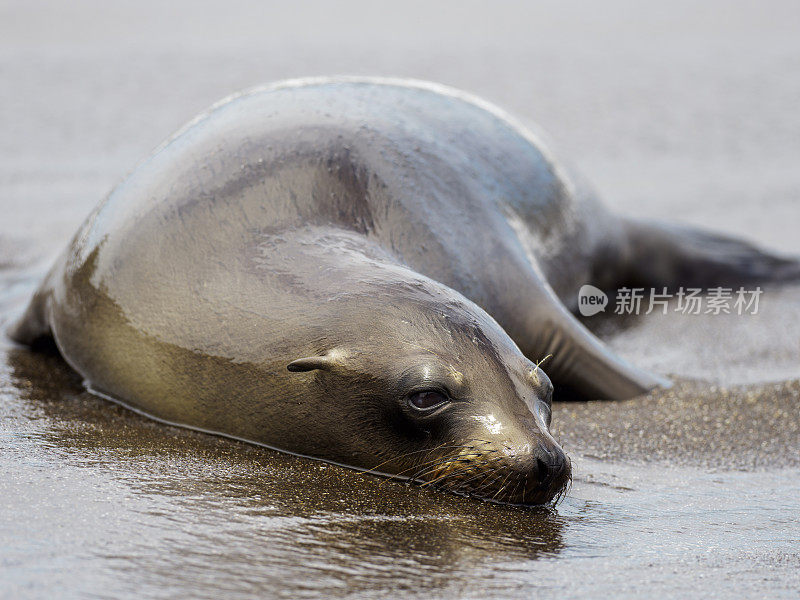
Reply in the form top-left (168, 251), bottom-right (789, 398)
top-left (530, 442), bottom-right (570, 493)
top-left (534, 456), bottom-right (551, 485)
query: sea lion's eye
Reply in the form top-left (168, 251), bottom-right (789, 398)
top-left (408, 390), bottom-right (449, 411)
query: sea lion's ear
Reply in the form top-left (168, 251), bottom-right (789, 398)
top-left (287, 356), bottom-right (333, 372)
top-left (288, 349), bottom-right (350, 373)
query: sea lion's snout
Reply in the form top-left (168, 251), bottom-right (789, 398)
top-left (422, 435), bottom-right (571, 506)
top-left (472, 429), bottom-right (570, 506)
top-left (410, 368), bottom-right (570, 506)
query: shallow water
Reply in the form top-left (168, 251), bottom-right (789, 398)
top-left (2, 1), bottom-right (800, 598)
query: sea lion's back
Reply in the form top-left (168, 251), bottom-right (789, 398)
top-left (11, 78), bottom-right (586, 356)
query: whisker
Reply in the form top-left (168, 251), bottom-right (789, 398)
top-left (450, 457), bottom-right (505, 491)
top-left (419, 461), bottom-right (489, 489)
top-left (401, 444), bottom-right (489, 479)
top-left (407, 452), bottom-right (486, 484)
top-left (365, 438), bottom-right (493, 476)
top-left (441, 461), bottom-right (502, 495)
top-left (490, 471), bottom-right (514, 501)
top-left (473, 467), bottom-right (507, 497)
top-left (364, 437), bottom-right (570, 508)
top-left (522, 474), bottom-right (529, 505)
top-left (553, 465), bottom-right (573, 507)
top-left (506, 475), bottom-right (524, 504)
top-left (443, 455), bottom-right (507, 492)
top-left (417, 456), bottom-right (486, 487)
top-left (416, 451), bottom-right (504, 490)
top-left (364, 440), bottom-right (455, 475)
top-left (439, 464), bottom-right (487, 493)
top-left (377, 443), bottom-right (493, 487)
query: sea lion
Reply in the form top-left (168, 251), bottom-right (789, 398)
top-left (8, 77), bottom-right (799, 505)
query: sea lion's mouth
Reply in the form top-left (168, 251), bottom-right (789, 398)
top-left (396, 439), bottom-right (572, 507)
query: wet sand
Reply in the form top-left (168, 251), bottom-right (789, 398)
top-left (2, 1), bottom-right (800, 598)
top-left (2, 345), bottom-right (799, 599)
top-left (555, 377), bottom-right (800, 470)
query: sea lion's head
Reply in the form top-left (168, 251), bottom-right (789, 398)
top-left (286, 284), bottom-right (571, 507)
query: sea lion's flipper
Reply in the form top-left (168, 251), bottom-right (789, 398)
top-left (4, 258), bottom-right (57, 347)
top-left (520, 294), bottom-right (668, 401)
top-left (538, 217), bottom-right (800, 399)
top-left (463, 221), bottom-right (667, 401)
top-left (6, 289), bottom-right (52, 346)
top-left (619, 218), bottom-right (800, 288)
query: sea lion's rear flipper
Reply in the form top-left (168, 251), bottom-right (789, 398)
top-left (522, 295), bottom-right (669, 401)
top-left (540, 217), bottom-right (800, 400)
top-left (619, 218), bottom-right (800, 288)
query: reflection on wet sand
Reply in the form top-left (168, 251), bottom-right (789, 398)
top-left (3, 347), bottom-right (565, 598)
